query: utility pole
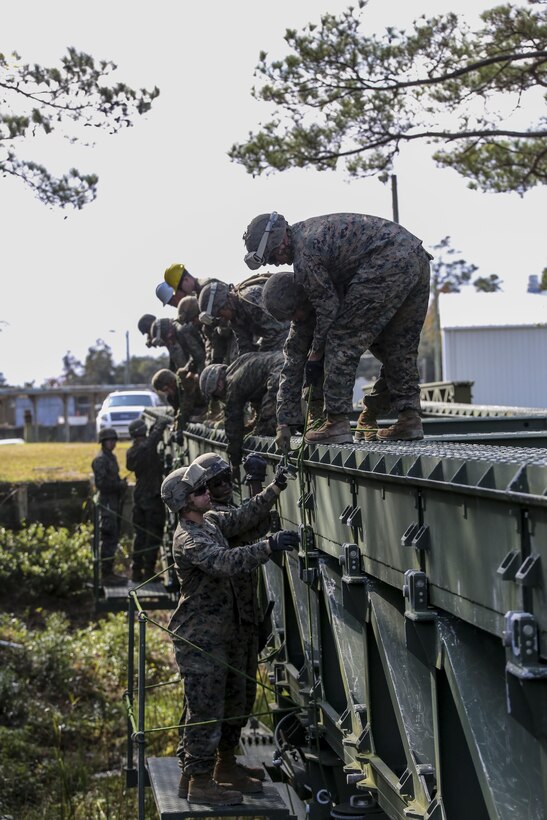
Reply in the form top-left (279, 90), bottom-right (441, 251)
top-left (125, 331), bottom-right (130, 385)
top-left (391, 174), bottom-right (399, 223)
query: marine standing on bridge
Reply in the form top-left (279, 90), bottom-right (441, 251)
top-left (91, 427), bottom-right (127, 585)
top-left (243, 212), bottom-right (432, 446)
top-left (161, 460), bottom-right (298, 806)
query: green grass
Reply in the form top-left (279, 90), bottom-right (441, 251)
top-left (0, 442), bottom-right (132, 483)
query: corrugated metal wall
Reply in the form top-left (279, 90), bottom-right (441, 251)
top-left (442, 325), bottom-right (547, 407)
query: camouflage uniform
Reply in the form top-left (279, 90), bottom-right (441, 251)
top-left (172, 320), bottom-right (207, 374)
top-left (200, 322), bottom-right (237, 366)
top-left (231, 282), bottom-right (289, 354)
top-left (224, 351), bottom-right (284, 465)
top-left (125, 420), bottom-right (167, 577)
top-left (163, 372), bottom-right (200, 437)
top-left (169, 494), bottom-right (273, 776)
top-left (174, 487), bottom-right (277, 768)
top-left (91, 448), bottom-right (125, 575)
top-left (277, 214), bottom-right (432, 421)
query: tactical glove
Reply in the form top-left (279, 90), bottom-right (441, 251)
top-left (268, 530), bottom-right (299, 552)
top-left (275, 425), bottom-right (292, 455)
top-left (242, 452), bottom-right (268, 483)
top-left (273, 463), bottom-right (296, 490)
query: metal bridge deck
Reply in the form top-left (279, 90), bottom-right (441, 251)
top-left (345, 436), bottom-right (547, 465)
top-left (147, 757), bottom-right (297, 820)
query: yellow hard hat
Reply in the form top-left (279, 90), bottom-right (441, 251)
top-left (164, 263), bottom-right (186, 291)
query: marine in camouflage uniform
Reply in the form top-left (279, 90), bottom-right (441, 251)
top-left (162, 460), bottom-right (297, 802)
top-left (245, 212), bottom-right (432, 444)
top-left (151, 368), bottom-right (203, 440)
top-left (125, 417), bottom-right (169, 582)
top-left (198, 278), bottom-right (289, 355)
top-left (150, 317), bottom-right (189, 371)
top-left (91, 429), bottom-right (126, 584)
top-left (199, 350), bottom-right (284, 467)
top-left (173, 297), bottom-right (207, 375)
top-left (174, 452), bottom-right (281, 795)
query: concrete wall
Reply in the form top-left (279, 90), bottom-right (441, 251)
top-left (0, 480), bottom-right (134, 531)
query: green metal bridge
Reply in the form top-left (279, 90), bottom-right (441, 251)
top-left (127, 404), bottom-right (547, 820)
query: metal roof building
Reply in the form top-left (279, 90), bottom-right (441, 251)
top-left (439, 292), bottom-right (547, 408)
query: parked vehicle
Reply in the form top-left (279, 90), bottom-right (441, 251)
top-left (95, 390), bottom-right (162, 439)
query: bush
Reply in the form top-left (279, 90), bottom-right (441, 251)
top-left (0, 610), bottom-right (178, 817)
top-left (0, 523), bottom-right (93, 596)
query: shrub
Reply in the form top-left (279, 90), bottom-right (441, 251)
top-left (0, 523), bottom-right (93, 596)
top-left (0, 610), bottom-right (178, 816)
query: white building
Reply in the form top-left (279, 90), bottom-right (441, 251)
top-left (439, 292), bottom-right (547, 408)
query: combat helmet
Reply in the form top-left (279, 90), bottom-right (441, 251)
top-left (198, 282), bottom-right (231, 325)
top-left (161, 463), bottom-right (208, 513)
top-left (262, 271), bottom-right (308, 321)
top-left (151, 369), bottom-right (177, 392)
top-left (98, 427), bottom-right (118, 443)
top-left (151, 318), bottom-right (173, 346)
top-left (193, 452), bottom-right (230, 481)
top-left (128, 418), bottom-right (147, 438)
top-left (177, 296), bottom-right (200, 323)
top-left (199, 364), bottom-right (227, 401)
top-left (193, 453), bottom-right (232, 502)
top-left (243, 211), bottom-right (288, 269)
top-left (137, 314), bottom-right (156, 336)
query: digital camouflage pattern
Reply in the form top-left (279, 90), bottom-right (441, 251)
top-left (230, 282), bottom-right (289, 354)
top-left (173, 623), bottom-right (259, 773)
top-left (125, 419), bottom-right (168, 574)
top-left (277, 214), bottom-right (432, 421)
top-left (170, 497), bottom-right (272, 774)
top-left (223, 351), bottom-right (284, 465)
top-left (91, 447), bottom-right (125, 572)
top-left (208, 485), bottom-right (277, 622)
top-left (151, 317), bottom-right (189, 371)
top-left (172, 319), bottom-right (206, 374)
top-left (202, 321), bottom-right (238, 366)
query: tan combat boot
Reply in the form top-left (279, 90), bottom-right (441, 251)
top-left (377, 409), bottom-right (424, 441)
top-left (306, 396), bottom-right (325, 430)
top-left (304, 415), bottom-right (353, 445)
top-left (178, 771), bottom-right (189, 799)
top-left (354, 407), bottom-right (379, 442)
top-left (187, 773), bottom-right (243, 805)
top-left (213, 753), bottom-right (263, 793)
top-left (216, 749), bottom-right (265, 784)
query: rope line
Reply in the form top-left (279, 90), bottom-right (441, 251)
top-left (140, 707), bottom-right (299, 736)
top-left (130, 592), bottom-right (277, 696)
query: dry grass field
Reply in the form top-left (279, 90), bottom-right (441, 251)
top-left (0, 442), bottom-right (133, 483)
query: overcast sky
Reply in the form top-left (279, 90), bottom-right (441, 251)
top-left (1, 0), bottom-right (544, 386)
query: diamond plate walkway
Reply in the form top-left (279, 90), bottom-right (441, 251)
top-left (147, 757), bottom-right (298, 820)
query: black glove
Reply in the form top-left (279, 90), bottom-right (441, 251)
top-left (304, 358), bottom-right (324, 387)
top-left (242, 452), bottom-right (267, 483)
top-left (268, 530), bottom-right (299, 552)
top-left (273, 463), bottom-right (296, 490)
